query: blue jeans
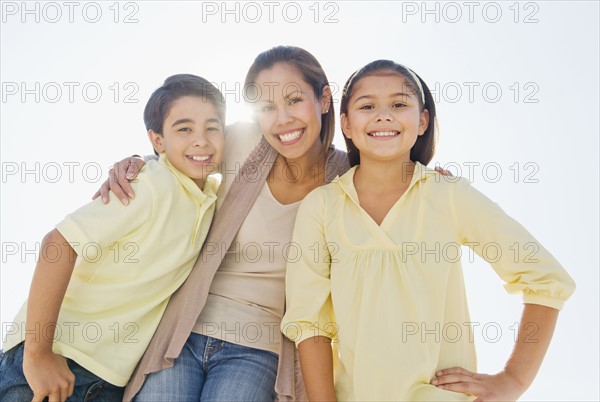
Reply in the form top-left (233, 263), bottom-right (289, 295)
top-left (134, 333), bottom-right (278, 402)
top-left (0, 343), bottom-right (124, 401)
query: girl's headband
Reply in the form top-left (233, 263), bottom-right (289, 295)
top-left (343, 64), bottom-right (425, 105)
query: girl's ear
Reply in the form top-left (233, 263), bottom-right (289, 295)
top-left (147, 130), bottom-right (165, 153)
top-left (321, 85), bottom-right (332, 115)
top-left (340, 113), bottom-right (352, 139)
top-left (418, 108), bottom-right (430, 136)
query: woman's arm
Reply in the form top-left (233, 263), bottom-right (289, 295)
top-left (432, 304), bottom-right (559, 401)
top-left (298, 336), bottom-right (337, 402)
top-left (23, 229), bottom-right (77, 402)
top-left (92, 156), bottom-right (146, 204)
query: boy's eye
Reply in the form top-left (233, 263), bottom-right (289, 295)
top-left (178, 127), bottom-right (191, 133)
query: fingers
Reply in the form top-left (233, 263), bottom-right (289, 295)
top-left (431, 367), bottom-right (481, 396)
top-left (111, 157), bottom-right (144, 204)
top-left (108, 167), bottom-right (130, 205)
top-left (99, 181), bottom-right (111, 204)
top-left (436, 367), bottom-right (474, 377)
top-left (434, 166), bottom-right (454, 177)
top-left (432, 373), bottom-right (474, 385)
top-left (436, 380), bottom-right (479, 395)
top-left (67, 372), bottom-right (75, 399)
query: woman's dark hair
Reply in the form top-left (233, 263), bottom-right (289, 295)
top-left (244, 46), bottom-right (334, 153)
top-left (340, 60), bottom-right (437, 167)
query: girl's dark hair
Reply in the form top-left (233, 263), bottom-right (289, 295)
top-left (244, 46), bottom-right (334, 153)
top-left (144, 74), bottom-right (226, 134)
top-left (340, 60), bottom-right (437, 167)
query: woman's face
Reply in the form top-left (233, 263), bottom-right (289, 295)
top-left (253, 62), bottom-right (329, 161)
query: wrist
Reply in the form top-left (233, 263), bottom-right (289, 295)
top-left (501, 368), bottom-right (530, 395)
top-left (24, 340), bottom-right (53, 358)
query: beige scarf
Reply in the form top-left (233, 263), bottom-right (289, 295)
top-left (123, 137), bottom-right (349, 401)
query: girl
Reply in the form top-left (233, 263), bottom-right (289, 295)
top-left (280, 60), bottom-right (575, 401)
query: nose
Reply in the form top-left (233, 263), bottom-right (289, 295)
top-left (276, 105), bottom-right (294, 125)
top-left (192, 131), bottom-right (209, 147)
top-left (375, 106), bottom-right (393, 122)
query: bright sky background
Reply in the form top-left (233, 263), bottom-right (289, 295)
top-left (1, 1), bottom-right (598, 399)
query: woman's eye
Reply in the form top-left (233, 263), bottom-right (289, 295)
top-left (260, 105), bottom-right (275, 112)
top-left (359, 104), bottom-right (374, 110)
top-left (288, 97), bottom-right (302, 105)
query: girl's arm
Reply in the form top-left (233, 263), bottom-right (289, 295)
top-left (23, 229), bottom-right (77, 402)
top-left (298, 336), bottom-right (337, 402)
top-left (432, 303), bottom-right (558, 401)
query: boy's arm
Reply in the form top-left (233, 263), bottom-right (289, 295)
top-left (432, 304), bottom-right (559, 401)
top-left (23, 228), bottom-right (76, 402)
top-left (298, 336), bottom-right (337, 402)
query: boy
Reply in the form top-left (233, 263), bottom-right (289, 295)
top-left (0, 74), bottom-right (225, 401)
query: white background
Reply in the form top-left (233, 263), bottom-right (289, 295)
top-left (1, 1), bottom-right (598, 400)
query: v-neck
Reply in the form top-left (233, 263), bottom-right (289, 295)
top-left (338, 163), bottom-right (426, 234)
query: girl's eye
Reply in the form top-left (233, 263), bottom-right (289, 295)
top-left (393, 102), bottom-right (406, 108)
top-left (358, 104), bottom-right (374, 110)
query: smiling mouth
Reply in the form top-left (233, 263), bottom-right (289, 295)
top-left (368, 131), bottom-right (399, 137)
top-left (187, 155), bottom-right (212, 164)
top-left (277, 129), bottom-right (304, 143)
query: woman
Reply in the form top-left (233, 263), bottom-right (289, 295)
top-left (96, 46), bottom-right (349, 401)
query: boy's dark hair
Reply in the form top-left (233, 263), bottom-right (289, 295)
top-left (144, 74), bottom-right (226, 135)
top-left (243, 46), bottom-right (335, 154)
top-left (340, 60), bottom-right (438, 167)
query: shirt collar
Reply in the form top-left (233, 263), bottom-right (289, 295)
top-left (158, 154), bottom-right (220, 203)
top-left (335, 161), bottom-right (437, 204)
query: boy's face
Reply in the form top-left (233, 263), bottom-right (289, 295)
top-left (148, 96), bottom-right (224, 188)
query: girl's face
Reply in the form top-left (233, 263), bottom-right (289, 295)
top-left (341, 72), bottom-right (429, 165)
top-left (253, 62), bottom-right (330, 161)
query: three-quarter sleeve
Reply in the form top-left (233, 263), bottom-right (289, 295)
top-left (449, 177), bottom-right (575, 309)
top-left (281, 188), bottom-right (337, 346)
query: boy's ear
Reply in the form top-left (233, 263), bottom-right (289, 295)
top-left (340, 113), bottom-right (351, 139)
top-left (418, 109), bottom-right (430, 136)
top-left (321, 85), bottom-right (332, 115)
top-left (147, 130), bottom-right (165, 153)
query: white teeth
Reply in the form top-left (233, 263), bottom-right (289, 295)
top-left (191, 155), bottom-right (210, 161)
top-left (278, 130), bottom-right (303, 142)
top-left (370, 131), bottom-right (398, 137)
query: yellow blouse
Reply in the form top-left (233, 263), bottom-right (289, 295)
top-left (281, 163), bottom-right (575, 401)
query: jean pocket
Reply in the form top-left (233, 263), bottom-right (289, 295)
top-left (0, 343), bottom-right (22, 368)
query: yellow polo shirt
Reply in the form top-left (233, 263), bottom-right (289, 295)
top-left (3, 154), bottom-right (218, 386)
top-left (281, 163), bottom-right (575, 401)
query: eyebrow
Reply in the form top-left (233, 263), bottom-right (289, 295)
top-left (353, 92), bottom-right (414, 103)
top-left (171, 117), bottom-right (221, 127)
top-left (284, 89), bottom-right (305, 99)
